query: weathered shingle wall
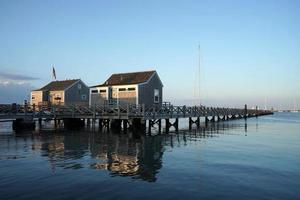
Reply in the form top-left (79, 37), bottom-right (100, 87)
top-left (65, 80), bottom-right (89, 105)
top-left (138, 73), bottom-right (163, 107)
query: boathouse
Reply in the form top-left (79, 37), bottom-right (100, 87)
top-left (90, 70), bottom-right (163, 107)
top-left (31, 79), bottom-right (89, 106)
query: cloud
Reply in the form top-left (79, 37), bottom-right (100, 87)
top-left (0, 82), bottom-right (33, 104)
top-left (0, 71), bottom-right (40, 103)
top-left (0, 72), bottom-right (39, 81)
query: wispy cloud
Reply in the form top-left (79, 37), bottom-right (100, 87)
top-left (0, 82), bottom-right (33, 103)
top-left (0, 72), bottom-right (39, 81)
top-left (0, 72), bottom-right (37, 103)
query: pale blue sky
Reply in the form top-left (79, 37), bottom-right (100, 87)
top-left (0, 0), bottom-right (299, 109)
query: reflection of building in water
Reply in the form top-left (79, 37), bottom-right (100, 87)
top-left (90, 134), bottom-right (164, 182)
top-left (28, 121), bottom-right (249, 180)
top-left (33, 133), bottom-right (90, 172)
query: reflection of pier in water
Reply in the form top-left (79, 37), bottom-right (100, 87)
top-left (18, 122), bottom-right (251, 182)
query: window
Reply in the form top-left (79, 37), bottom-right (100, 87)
top-left (31, 96), bottom-right (35, 100)
top-left (154, 89), bottom-right (159, 103)
top-left (119, 88), bottom-right (126, 92)
top-left (78, 84), bottom-right (82, 90)
top-left (54, 94), bottom-right (61, 101)
top-left (81, 94), bottom-right (87, 100)
top-left (91, 90), bottom-right (98, 94)
top-left (100, 89), bottom-right (107, 93)
top-left (128, 88), bottom-right (136, 91)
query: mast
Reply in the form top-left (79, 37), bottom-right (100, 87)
top-left (193, 44), bottom-right (201, 106)
top-left (264, 97), bottom-right (267, 111)
top-left (198, 44), bottom-right (201, 105)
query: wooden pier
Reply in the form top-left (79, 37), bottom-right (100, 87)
top-left (0, 104), bottom-right (273, 133)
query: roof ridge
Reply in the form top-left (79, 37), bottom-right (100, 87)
top-left (33, 79), bottom-right (80, 91)
top-left (111, 70), bottom-right (156, 76)
top-left (90, 70), bottom-right (158, 88)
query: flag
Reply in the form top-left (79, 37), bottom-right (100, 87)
top-left (52, 66), bottom-right (56, 80)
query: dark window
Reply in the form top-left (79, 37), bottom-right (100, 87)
top-left (54, 97), bottom-right (61, 101)
top-left (119, 88), bottom-right (126, 91)
top-left (154, 89), bottom-right (159, 103)
top-left (100, 90), bottom-right (106, 93)
top-left (128, 88), bottom-right (136, 91)
top-left (91, 90), bottom-right (98, 93)
top-left (31, 96), bottom-right (35, 100)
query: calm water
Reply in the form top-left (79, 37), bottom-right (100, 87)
top-left (0, 113), bottom-right (300, 200)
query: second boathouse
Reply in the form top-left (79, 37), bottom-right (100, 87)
top-left (90, 70), bottom-right (163, 107)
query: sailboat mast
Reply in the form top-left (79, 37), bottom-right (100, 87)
top-left (198, 45), bottom-right (201, 105)
top-left (264, 97), bottom-right (267, 110)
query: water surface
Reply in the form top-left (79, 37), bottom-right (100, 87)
top-left (0, 113), bottom-right (300, 200)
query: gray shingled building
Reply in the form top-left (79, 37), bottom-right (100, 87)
top-left (90, 70), bottom-right (163, 107)
top-left (31, 79), bottom-right (89, 106)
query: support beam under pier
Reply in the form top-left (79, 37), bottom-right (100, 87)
top-left (12, 118), bottom-right (35, 132)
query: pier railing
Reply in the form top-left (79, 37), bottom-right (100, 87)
top-left (0, 103), bottom-right (272, 120)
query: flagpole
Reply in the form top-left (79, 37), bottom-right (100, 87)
top-left (52, 66), bottom-right (57, 80)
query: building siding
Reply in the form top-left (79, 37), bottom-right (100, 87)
top-left (138, 73), bottom-right (163, 107)
top-left (64, 80), bottom-right (89, 106)
top-left (90, 85), bottom-right (137, 106)
top-left (90, 87), bottom-right (108, 106)
top-left (30, 91), bottom-right (43, 106)
top-left (117, 90), bottom-right (137, 105)
top-left (49, 91), bottom-right (65, 105)
top-left (90, 72), bottom-right (163, 107)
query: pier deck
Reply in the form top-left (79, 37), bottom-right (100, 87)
top-left (0, 104), bottom-right (273, 133)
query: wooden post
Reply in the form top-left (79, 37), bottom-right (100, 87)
top-left (189, 117), bottom-right (192, 130)
top-left (111, 119), bottom-right (121, 132)
top-left (24, 100), bottom-right (28, 116)
top-left (244, 104), bottom-right (248, 119)
top-left (165, 119), bottom-right (170, 133)
top-left (123, 120), bottom-right (128, 133)
top-left (158, 119), bottom-right (162, 134)
top-left (255, 106), bottom-right (258, 118)
top-left (196, 117), bottom-right (200, 128)
top-left (205, 117), bottom-right (209, 126)
top-left (106, 119), bottom-right (110, 132)
top-left (54, 119), bottom-right (57, 129)
top-left (33, 104), bottom-right (36, 118)
top-left (148, 120), bottom-right (152, 134)
top-left (38, 118), bottom-right (42, 129)
top-left (175, 118), bottom-right (179, 132)
top-left (93, 104), bottom-right (96, 119)
top-left (99, 119), bottom-right (103, 131)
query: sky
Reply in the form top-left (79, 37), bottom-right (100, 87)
top-left (0, 0), bottom-right (299, 109)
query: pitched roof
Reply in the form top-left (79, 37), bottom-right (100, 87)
top-left (34, 79), bottom-right (79, 91)
top-left (93, 70), bottom-right (156, 87)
